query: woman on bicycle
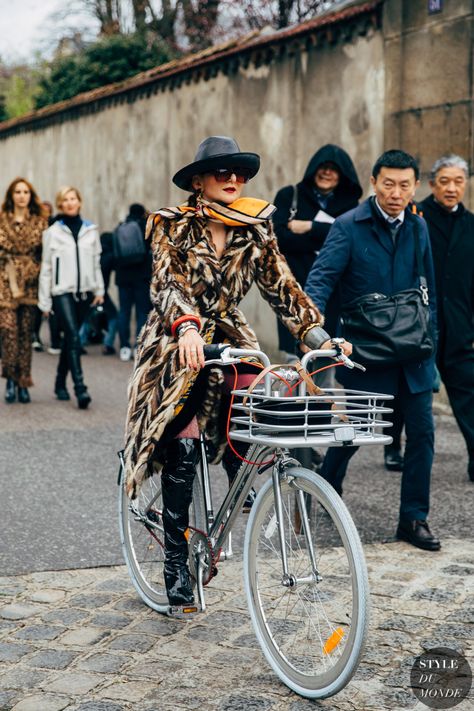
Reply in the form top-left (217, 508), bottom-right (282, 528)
top-left (124, 136), bottom-right (351, 613)
top-left (38, 186), bottom-right (104, 408)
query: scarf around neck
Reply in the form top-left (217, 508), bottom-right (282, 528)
top-left (152, 196), bottom-right (276, 228)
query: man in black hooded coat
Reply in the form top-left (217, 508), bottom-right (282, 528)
top-left (273, 144), bottom-right (362, 354)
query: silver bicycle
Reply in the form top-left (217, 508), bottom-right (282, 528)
top-left (118, 344), bottom-right (393, 699)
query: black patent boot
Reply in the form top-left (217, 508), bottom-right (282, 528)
top-left (55, 349), bottom-right (70, 401)
top-left (69, 348), bottom-right (91, 409)
top-left (222, 443), bottom-right (256, 513)
top-left (4, 378), bottom-right (16, 404)
top-left (161, 438), bottom-right (200, 618)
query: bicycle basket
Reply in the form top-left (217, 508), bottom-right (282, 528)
top-left (253, 397), bottom-right (333, 429)
top-left (230, 388), bottom-right (394, 448)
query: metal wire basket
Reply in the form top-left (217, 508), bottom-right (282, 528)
top-left (230, 387), bottom-right (393, 448)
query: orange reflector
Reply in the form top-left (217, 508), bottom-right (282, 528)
top-left (323, 627), bottom-right (344, 655)
top-left (184, 528), bottom-right (190, 541)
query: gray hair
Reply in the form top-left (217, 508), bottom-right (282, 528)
top-left (430, 154), bottom-right (469, 181)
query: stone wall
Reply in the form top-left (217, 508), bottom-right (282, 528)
top-left (0, 11), bottom-right (384, 354)
top-left (384, 0), bottom-right (474, 200)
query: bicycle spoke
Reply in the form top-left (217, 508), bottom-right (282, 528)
top-left (244, 468), bottom-right (369, 698)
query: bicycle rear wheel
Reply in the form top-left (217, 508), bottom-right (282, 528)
top-left (118, 461), bottom-right (206, 612)
top-left (244, 466), bottom-right (369, 699)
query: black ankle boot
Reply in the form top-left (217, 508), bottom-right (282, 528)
top-left (17, 387), bottom-right (31, 404)
top-left (222, 443), bottom-right (256, 513)
top-left (69, 348), bottom-right (91, 409)
top-left (76, 387), bottom-right (91, 409)
top-left (161, 438), bottom-right (199, 607)
top-left (5, 378), bottom-right (16, 404)
top-left (55, 382), bottom-right (70, 401)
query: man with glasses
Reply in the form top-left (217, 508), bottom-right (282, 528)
top-left (419, 155), bottom-right (474, 482)
top-left (305, 150), bottom-right (441, 551)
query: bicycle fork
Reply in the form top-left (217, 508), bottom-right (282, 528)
top-left (272, 461), bottom-right (321, 588)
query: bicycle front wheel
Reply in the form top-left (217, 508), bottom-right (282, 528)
top-left (244, 466), bottom-right (369, 699)
top-left (118, 461), bottom-right (206, 613)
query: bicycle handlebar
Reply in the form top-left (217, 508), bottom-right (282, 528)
top-left (203, 343), bottom-right (366, 373)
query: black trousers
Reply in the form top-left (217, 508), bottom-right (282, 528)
top-left (52, 293), bottom-right (92, 389)
top-left (320, 372), bottom-right (434, 522)
top-left (439, 356), bottom-right (474, 459)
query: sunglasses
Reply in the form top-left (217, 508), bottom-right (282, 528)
top-left (209, 167), bottom-right (251, 184)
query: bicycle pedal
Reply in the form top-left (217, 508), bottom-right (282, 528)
top-left (167, 603), bottom-right (201, 620)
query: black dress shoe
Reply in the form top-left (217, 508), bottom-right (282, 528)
top-left (55, 387), bottom-right (71, 401)
top-left (396, 519), bottom-right (441, 551)
top-left (17, 387), bottom-right (31, 404)
top-left (384, 447), bottom-right (404, 471)
top-left (4, 378), bottom-right (16, 403)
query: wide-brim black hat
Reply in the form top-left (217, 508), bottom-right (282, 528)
top-left (173, 136), bottom-right (260, 191)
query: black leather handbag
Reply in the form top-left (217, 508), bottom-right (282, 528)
top-left (341, 227), bottom-right (434, 368)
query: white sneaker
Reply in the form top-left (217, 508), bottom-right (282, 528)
top-left (120, 347), bottom-right (132, 362)
top-left (47, 347), bottom-right (61, 355)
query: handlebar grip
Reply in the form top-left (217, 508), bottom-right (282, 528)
top-left (203, 344), bottom-right (228, 359)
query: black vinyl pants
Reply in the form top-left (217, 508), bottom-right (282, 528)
top-left (438, 356), bottom-right (474, 460)
top-left (52, 293), bottom-right (92, 394)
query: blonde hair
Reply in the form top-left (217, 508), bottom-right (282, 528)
top-left (56, 186), bottom-right (82, 210)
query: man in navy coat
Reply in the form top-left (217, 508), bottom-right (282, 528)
top-left (305, 150), bottom-right (440, 551)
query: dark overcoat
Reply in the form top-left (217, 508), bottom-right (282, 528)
top-left (305, 198), bottom-right (437, 395)
top-left (419, 194), bottom-right (474, 368)
top-left (273, 145), bottom-right (362, 349)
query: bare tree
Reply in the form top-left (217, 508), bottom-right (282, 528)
top-left (232, 0), bottom-right (341, 31)
top-left (84, 0), bottom-right (123, 34)
top-left (72, 0), bottom-right (344, 53)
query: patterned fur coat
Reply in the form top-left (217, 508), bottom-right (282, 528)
top-left (0, 212), bottom-right (46, 309)
top-left (124, 212), bottom-right (324, 498)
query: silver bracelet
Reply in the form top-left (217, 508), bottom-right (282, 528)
top-left (177, 322), bottom-right (199, 339)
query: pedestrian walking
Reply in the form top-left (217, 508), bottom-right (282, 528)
top-left (305, 149), bottom-right (441, 551)
top-left (272, 144), bottom-right (362, 359)
top-left (32, 201), bottom-right (56, 353)
top-left (38, 186), bottom-right (104, 409)
top-left (419, 154), bottom-right (474, 482)
top-left (99, 230), bottom-right (118, 355)
top-left (123, 135), bottom-right (352, 614)
top-left (0, 178), bottom-right (47, 403)
top-left (114, 203), bottom-right (152, 362)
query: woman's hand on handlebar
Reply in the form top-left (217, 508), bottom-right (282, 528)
top-left (178, 329), bottom-right (206, 371)
top-left (321, 338), bottom-right (353, 357)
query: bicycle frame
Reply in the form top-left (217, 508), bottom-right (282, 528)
top-left (195, 435), bottom-right (271, 553)
top-left (194, 433), bottom-right (322, 607)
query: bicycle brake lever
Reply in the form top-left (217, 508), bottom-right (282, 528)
top-left (204, 358), bottom-right (242, 367)
top-left (337, 353), bottom-right (366, 372)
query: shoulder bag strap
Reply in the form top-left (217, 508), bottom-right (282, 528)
top-left (288, 185), bottom-right (298, 221)
top-left (413, 221), bottom-right (429, 305)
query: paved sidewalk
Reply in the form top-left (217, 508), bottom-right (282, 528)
top-left (1, 539), bottom-right (473, 711)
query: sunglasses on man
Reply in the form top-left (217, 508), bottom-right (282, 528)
top-left (208, 168), bottom-right (251, 184)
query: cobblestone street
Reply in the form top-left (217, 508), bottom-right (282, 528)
top-left (1, 539), bottom-right (473, 711)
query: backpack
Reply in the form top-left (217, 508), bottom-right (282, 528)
top-left (112, 221), bottom-right (146, 267)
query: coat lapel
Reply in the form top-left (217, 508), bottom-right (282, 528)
top-left (354, 199), bottom-right (394, 255)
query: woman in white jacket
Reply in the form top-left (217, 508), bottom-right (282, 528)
top-left (38, 186), bottom-right (104, 408)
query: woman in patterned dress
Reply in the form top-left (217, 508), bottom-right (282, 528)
top-left (124, 136), bottom-right (352, 613)
top-left (0, 178), bottom-right (47, 404)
